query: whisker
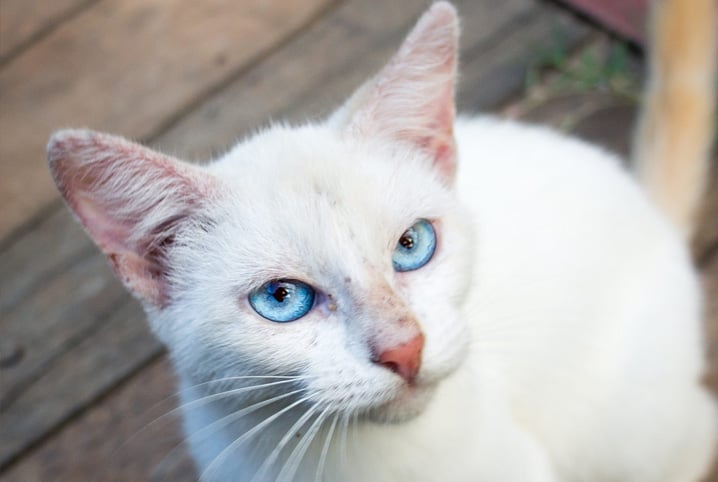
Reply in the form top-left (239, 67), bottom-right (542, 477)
top-left (117, 376), bottom-right (310, 457)
top-left (338, 411), bottom-right (351, 468)
top-left (278, 404), bottom-right (331, 482)
top-left (249, 402), bottom-right (321, 482)
top-left (157, 388), bottom-right (306, 482)
top-left (163, 378), bottom-right (305, 419)
top-left (351, 409), bottom-right (360, 448)
top-left (315, 412), bottom-right (339, 482)
top-left (199, 394), bottom-right (314, 482)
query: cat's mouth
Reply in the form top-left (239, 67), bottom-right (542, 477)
top-left (366, 379), bottom-right (438, 423)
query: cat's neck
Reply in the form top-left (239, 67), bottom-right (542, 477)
top-left (178, 366), bottom-right (486, 481)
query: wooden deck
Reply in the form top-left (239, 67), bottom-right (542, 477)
top-left (0, 0), bottom-right (716, 480)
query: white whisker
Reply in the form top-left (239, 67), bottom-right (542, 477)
top-left (120, 376), bottom-right (310, 458)
top-left (200, 394), bottom-right (314, 482)
top-left (338, 411), bottom-right (351, 468)
top-left (278, 404), bottom-right (332, 482)
top-left (157, 388), bottom-right (305, 481)
top-left (315, 412), bottom-right (339, 482)
top-left (250, 402), bottom-right (320, 482)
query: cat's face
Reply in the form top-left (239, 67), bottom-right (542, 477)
top-left (47, 3), bottom-right (465, 423)
top-left (156, 125), bottom-right (474, 422)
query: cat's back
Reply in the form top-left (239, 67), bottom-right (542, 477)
top-left (454, 116), bottom-right (683, 295)
top-left (453, 116), bottom-right (714, 481)
top-left (454, 115), bottom-right (703, 376)
top-left (455, 116), bottom-right (663, 236)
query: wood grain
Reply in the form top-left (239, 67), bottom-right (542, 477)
top-left (1, 357), bottom-right (188, 482)
top-left (0, 300), bottom-right (158, 470)
top-left (0, 0), bottom-right (333, 243)
top-left (157, 0), bottom-right (589, 160)
top-left (0, 0), bottom-right (97, 62)
top-left (694, 160), bottom-right (718, 265)
top-left (1, 248), bottom-right (124, 411)
top-left (0, 206), bottom-right (91, 316)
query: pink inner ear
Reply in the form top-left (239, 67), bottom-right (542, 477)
top-left (418, 81), bottom-right (456, 179)
top-left (341, 2), bottom-right (459, 182)
top-left (48, 129), bottom-right (213, 308)
top-left (74, 192), bottom-right (133, 252)
top-left (73, 192), bottom-right (168, 304)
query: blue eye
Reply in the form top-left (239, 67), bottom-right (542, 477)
top-left (392, 219), bottom-right (436, 272)
top-left (249, 280), bottom-right (315, 323)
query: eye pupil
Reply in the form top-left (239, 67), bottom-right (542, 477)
top-left (273, 287), bottom-right (289, 302)
top-left (400, 234), bottom-right (414, 249)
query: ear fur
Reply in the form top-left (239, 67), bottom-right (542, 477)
top-left (47, 129), bottom-right (216, 308)
top-left (331, 2), bottom-right (459, 182)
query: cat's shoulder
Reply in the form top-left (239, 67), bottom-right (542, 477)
top-left (454, 115), bottom-right (637, 202)
top-left (454, 115), bottom-right (680, 251)
top-left (455, 115), bottom-right (621, 173)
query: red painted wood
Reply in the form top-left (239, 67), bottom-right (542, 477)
top-left (564, 0), bottom-right (649, 44)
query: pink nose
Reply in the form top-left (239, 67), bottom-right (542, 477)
top-left (375, 333), bottom-right (425, 383)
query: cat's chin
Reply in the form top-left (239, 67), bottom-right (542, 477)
top-left (365, 381), bottom-right (438, 424)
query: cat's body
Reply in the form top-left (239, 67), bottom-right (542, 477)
top-left (175, 118), bottom-right (715, 481)
top-left (47, 1), bottom-right (716, 481)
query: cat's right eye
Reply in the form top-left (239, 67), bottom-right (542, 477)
top-left (392, 219), bottom-right (437, 272)
top-left (248, 279), bottom-right (315, 323)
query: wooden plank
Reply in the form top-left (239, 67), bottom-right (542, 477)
top-left (694, 161), bottom-right (718, 265)
top-left (1, 357), bottom-right (183, 482)
top-left (0, 206), bottom-right (92, 316)
top-left (516, 93), bottom-right (637, 159)
top-left (0, 0), bottom-right (97, 63)
top-left (0, 0), bottom-right (590, 475)
top-left (157, 0), bottom-right (589, 160)
top-left (0, 250), bottom-right (125, 411)
top-left (0, 301), bottom-right (159, 471)
top-left (457, 3), bottom-right (589, 113)
top-left (0, 0), bottom-right (334, 243)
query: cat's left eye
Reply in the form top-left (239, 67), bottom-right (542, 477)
top-left (249, 279), bottom-right (315, 323)
top-left (392, 219), bottom-right (437, 272)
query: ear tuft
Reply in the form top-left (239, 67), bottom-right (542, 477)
top-left (332, 2), bottom-right (459, 183)
top-left (48, 129), bottom-right (215, 308)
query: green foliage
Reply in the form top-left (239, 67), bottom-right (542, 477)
top-left (526, 36), bottom-right (639, 100)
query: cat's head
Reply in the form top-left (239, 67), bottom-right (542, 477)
top-left (47, 2), bottom-right (473, 422)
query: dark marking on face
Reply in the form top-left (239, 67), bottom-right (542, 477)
top-left (326, 293), bottom-right (338, 312)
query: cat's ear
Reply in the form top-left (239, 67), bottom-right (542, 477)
top-left (330, 2), bottom-right (459, 182)
top-left (47, 129), bottom-right (217, 308)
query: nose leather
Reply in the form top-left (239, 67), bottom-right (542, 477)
top-left (374, 333), bottom-right (424, 383)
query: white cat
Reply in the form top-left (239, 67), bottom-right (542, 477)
top-left (47, 1), bottom-right (716, 481)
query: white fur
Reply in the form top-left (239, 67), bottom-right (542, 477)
top-left (47, 3), bottom-right (716, 481)
top-left (154, 115), bottom-right (714, 482)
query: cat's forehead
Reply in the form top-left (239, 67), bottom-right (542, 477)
top-left (202, 125), bottom-right (451, 286)
top-left (210, 125), bottom-right (450, 218)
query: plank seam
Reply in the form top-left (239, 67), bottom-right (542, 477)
top-left (0, 295), bottom-right (131, 414)
top-left (0, 349), bottom-right (166, 473)
top-left (0, 244), bottom-right (100, 318)
top-left (0, 0), bottom-right (345, 252)
top-left (138, 0), bottom-right (346, 150)
top-left (0, 201), bottom-right (64, 255)
top-left (0, 0), bottom-right (102, 68)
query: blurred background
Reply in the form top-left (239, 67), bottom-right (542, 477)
top-left (0, 0), bottom-right (716, 480)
